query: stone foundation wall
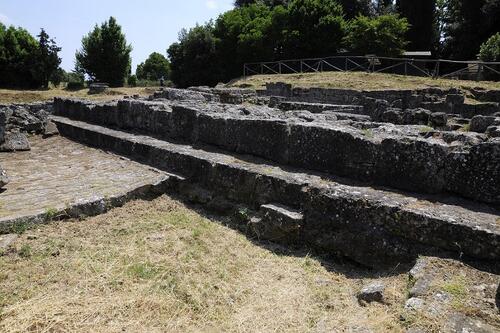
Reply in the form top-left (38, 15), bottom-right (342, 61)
top-left (54, 98), bottom-right (500, 205)
top-left (261, 82), bottom-right (500, 118)
top-left (53, 116), bottom-right (500, 267)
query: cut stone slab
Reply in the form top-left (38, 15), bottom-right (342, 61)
top-left (0, 136), bottom-right (171, 233)
top-left (444, 313), bottom-right (497, 333)
top-left (43, 120), bottom-right (59, 138)
top-left (0, 132), bottom-right (30, 151)
top-left (249, 203), bottom-right (304, 243)
top-left (357, 281), bottom-right (386, 304)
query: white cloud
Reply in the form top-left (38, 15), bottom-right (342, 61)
top-left (206, 0), bottom-right (218, 10)
top-left (0, 13), bottom-right (11, 25)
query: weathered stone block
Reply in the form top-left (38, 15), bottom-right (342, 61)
top-left (0, 132), bottom-right (30, 152)
top-left (470, 115), bottom-right (498, 133)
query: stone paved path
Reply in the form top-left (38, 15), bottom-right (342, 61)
top-left (0, 135), bottom-right (166, 220)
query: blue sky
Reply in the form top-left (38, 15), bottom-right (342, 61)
top-left (0, 0), bottom-right (234, 72)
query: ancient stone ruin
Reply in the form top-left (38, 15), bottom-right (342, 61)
top-left (1, 84), bottom-right (499, 270)
top-left (1, 83), bottom-right (499, 330)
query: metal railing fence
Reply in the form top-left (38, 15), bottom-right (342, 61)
top-left (243, 55), bottom-right (500, 81)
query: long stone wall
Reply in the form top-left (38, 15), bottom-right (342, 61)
top-left (52, 115), bottom-right (500, 268)
top-left (53, 98), bottom-right (500, 205)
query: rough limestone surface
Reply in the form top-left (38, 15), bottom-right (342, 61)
top-left (357, 282), bottom-right (386, 304)
top-left (0, 164), bottom-right (9, 188)
top-left (51, 115), bottom-right (500, 268)
top-left (53, 97), bottom-right (500, 206)
top-left (0, 102), bottom-right (54, 151)
top-left (470, 115), bottom-right (500, 133)
top-left (0, 131), bottom-right (31, 152)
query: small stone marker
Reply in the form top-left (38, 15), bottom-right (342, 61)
top-left (357, 281), bottom-right (386, 305)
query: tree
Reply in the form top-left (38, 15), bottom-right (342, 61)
top-left (36, 29), bottom-right (62, 88)
top-left (338, 0), bottom-right (373, 19)
top-left (235, 0), bottom-right (288, 7)
top-left (214, 4), bottom-right (283, 82)
top-left (344, 14), bottom-right (409, 56)
top-left (443, 0), bottom-right (500, 60)
top-left (0, 24), bottom-right (39, 88)
top-left (136, 52), bottom-right (171, 80)
top-left (375, 0), bottom-right (395, 14)
top-left (396, 0), bottom-right (436, 53)
top-left (480, 32), bottom-right (500, 62)
top-left (75, 17), bottom-right (132, 87)
top-left (167, 23), bottom-right (221, 87)
top-left (282, 0), bottom-right (347, 58)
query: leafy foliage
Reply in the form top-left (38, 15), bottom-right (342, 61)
top-left (442, 0), bottom-right (500, 60)
top-left (169, 0), bottom-right (352, 87)
top-left (343, 14), bottom-right (409, 56)
top-left (168, 23), bottom-right (221, 87)
top-left (75, 17), bottom-right (132, 87)
top-left (0, 24), bottom-right (62, 88)
top-left (136, 52), bottom-right (171, 80)
top-left (282, 0), bottom-right (346, 58)
top-left (127, 74), bottom-right (138, 87)
top-left (480, 32), bottom-right (500, 62)
top-left (65, 72), bottom-right (85, 90)
top-left (36, 29), bottom-right (62, 88)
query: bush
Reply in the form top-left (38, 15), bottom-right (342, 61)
top-left (479, 33), bottom-right (500, 80)
top-left (479, 33), bottom-right (500, 62)
top-left (344, 14), bottom-right (409, 57)
top-left (136, 52), bottom-right (170, 80)
top-left (127, 75), bottom-right (137, 87)
top-left (66, 72), bottom-right (85, 90)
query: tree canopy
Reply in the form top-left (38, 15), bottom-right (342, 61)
top-left (136, 52), bottom-right (171, 80)
top-left (0, 24), bottom-right (61, 88)
top-left (168, 0), bottom-right (408, 87)
top-left (75, 17), bottom-right (132, 87)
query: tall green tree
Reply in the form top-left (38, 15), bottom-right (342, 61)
top-left (344, 14), bottom-right (409, 56)
top-left (282, 0), bottom-right (347, 58)
top-left (136, 52), bottom-right (171, 80)
top-left (75, 17), bottom-right (132, 87)
top-left (36, 28), bottom-right (62, 88)
top-left (0, 24), bottom-right (39, 88)
top-left (396, 0), bottom-right (436, 53)
top-left (234, 0), bottom-right (288, 7)
top-left (167, 23), bottom-right (220, 87)
top-left (443, 0), bottom-right (500, 60)
top-left (214, 4), bottom-right (284, 82)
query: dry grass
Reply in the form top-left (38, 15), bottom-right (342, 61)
top-left (230, 72), bottom-right (500, 91)
top-left (0, 196), bottom-right (408, 333)
top-left (0, 87), bottom-right (156, 104)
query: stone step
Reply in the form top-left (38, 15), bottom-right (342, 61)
top-left (277, 101), bottom-right (366, 115)
top-left (52, 115), bottom-right (500, 268)
top-left (53, 98), bottom-right (500, 206)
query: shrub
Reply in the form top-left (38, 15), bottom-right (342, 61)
top-left (479, 33), bottom-right (500, 62)
top-left (479, 33), bottom-right (500, 80)
top-left (127, 75), bottom-right (137, 87)
top-left (344, 14), bottom-right (409, 57)
top-left (66, 72), bottom-right (85, 90)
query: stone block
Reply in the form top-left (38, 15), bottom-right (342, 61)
top-left (0, 132), bottom-right (30, 152)
top-left (470, 115), bottom-right (498, 133)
